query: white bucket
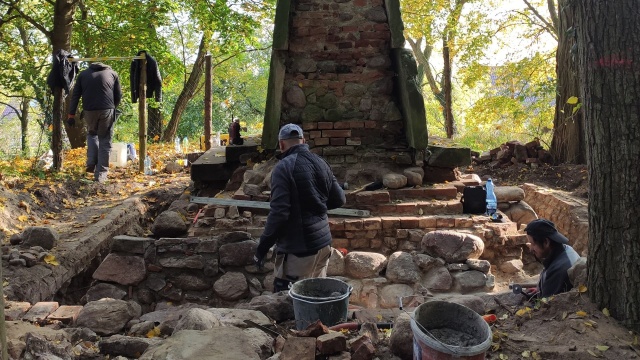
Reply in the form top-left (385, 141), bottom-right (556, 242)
top-left (109, 142), bottom-right (128, 167)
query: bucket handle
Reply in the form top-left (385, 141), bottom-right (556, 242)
top-left (288, 285), bottom-right (353, 305)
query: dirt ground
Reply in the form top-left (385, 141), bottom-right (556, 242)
top-left (1, 148), bottom-right (634, 360)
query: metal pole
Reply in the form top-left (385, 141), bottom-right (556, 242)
top-left (204, 54), bottom-right (212, 150)
top-left (138, 55), bottom-right (147, 173)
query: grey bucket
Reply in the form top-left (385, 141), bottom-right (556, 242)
top-left (289, 277), bottom-right (353, 330)
top-left (410, 301), bottom-right (492, 360)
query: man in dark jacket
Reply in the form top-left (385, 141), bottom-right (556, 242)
top-left (254, 123), bottom-right (346, 292)
top-left (524, 219), bottom-right (580, 298)
top-left (68, 63), bottom-right (122, 183)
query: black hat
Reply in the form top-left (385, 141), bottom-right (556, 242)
top-left (524, 219), bottom-right (569, 244)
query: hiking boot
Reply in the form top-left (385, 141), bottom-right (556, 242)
top-left (86, 165), bottom-right (95, 173)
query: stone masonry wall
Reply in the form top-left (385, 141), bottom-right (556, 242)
top-left (522, 183), bottom-right (589, 255)
top-left (281, 0), bottom-right (411, 165)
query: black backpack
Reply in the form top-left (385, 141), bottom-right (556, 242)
top-left (461, 186), bottom-right (486, 214)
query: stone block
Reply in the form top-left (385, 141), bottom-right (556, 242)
top-left (23, 302), bottom-right (59, 322)
top-left (381, 217), bottom-right (400, 229)
top-left (356, 190), bottom-right (390, 205)
top-left (329, 218), bottom-right (345, 231)
top-left (317, 332), bottom-right (348, 355)
top-left (399, 217), bottom-right (420, 228)
top-left (47, 305), bottom-right (83, 324)
top-left (344, 219), bottom-right (364, 231)
top-left (281, 337), bottom-right (316, 360)
top-left (111, 236), bottom-right (155, 255)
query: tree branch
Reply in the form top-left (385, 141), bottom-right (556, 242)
top-left (522, 0), bottom-right (557, 37)
top-left (547, 0), bottom-right (559, 32)
top-left (0, 1), bottom-right (52, 38)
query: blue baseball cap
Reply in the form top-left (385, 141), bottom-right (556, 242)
top-left (278, 123), bottom-right (304, 140)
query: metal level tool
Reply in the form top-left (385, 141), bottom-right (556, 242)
top-left (190, 196), bottom-right (370, 217)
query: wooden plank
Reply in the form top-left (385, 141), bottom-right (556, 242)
top-left (190, 196), bottom-right (370, 217)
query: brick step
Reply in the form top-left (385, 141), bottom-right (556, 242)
top-left (362, 199), bottom-right (463, 216)
top-left (346, 185), bottom-right (458, 207)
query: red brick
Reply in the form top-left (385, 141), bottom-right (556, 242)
top-left (330, 138), bottom-right (346, 146)
top-left (376, 204), bottom-right (397, 214)
top-left (381, 217), bottom-right (400, 229)
top-left (333, 121), bottom-right (352, 129)
top-left (318, 122), bottom-right (334, 129)
top-left (342, 26), bottom-right (358, 32)
top-left (446, 201), bottom-right (464, 213)
top-left (302, 122), bottom-right (317, 130)
top-left (349, 121), bottom-right (365, 128)
top-left (419, 216), bottom-right (437, 228)
top-left (370, 239), bottom-right (383, 249)
top-left (364, 120), bottom-right (377, 128)
top-left (314, 137), bottom-right (330, 146)
top-left (423, 186), bottom-right (458, 200)
top-left (363, 217), bottom-right (382, 230)
top-left (356, 190), bottom-right (390, 205)
top-left (310, 147), bottom-right (323, 155)
top-left (322, 129), bottom-right (351, 138)
top-left (400, 217), bottom-right (420, 228)
top-left (351, 238), bottom-right (370, 249)
top-left (360, 31), bottom-right (390, 40)
top-left (344, 219), bottom-right (364, 230)
top-left (365, 230), bottom-right (378, 239)
top-left (455, 217), bottom-right (474, 228)
top-left (373, 23), bottom-right (389, 31)
top-left (396, 229), bottom-right (408, 239)
top-left (396, 203), bottom-right (417, 214)
top-left (308, 130), bottom-right (321, 139)
top-left (329, 218), bottom-right (345, 231)
top-left (332, 238), bottom-right (350, 249)
top-left (436, 217), bottom-right (456, 228)
top-left (353, 0), bottom-right (367, 6)
top-left (338, 42), bottom-right (353, 49)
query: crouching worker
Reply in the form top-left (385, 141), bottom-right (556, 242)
top-left (524, 219), bottom-right (580, 299)
top-left (253, 123), bottom-right (346, 292)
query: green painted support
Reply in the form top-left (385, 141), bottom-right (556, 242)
top-left (384, 0), bottom-right (406, 49)
top-left (392, 48), bottom-right (428, 150)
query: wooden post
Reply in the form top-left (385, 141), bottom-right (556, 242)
top-left (51, 87), bottom-right (64, 171)
top-left (204, 54), bottom-right (212, 150)
top-left (138, 55), bottom-right (147, 173)
top-left (0, 254), bottom-right (7, 360)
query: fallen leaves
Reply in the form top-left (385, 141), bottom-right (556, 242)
top-left (44, 254), bottom-right (59, 266)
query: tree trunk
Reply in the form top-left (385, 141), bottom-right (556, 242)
top-left (577, 0), bottom-right (640, 331)
top-left (550, 0), bottom-right (585, 164)
top-left (148, 105), bottom-right (162, 141)
top-left (442, 36), bottom-right (454, 138)
top-left (161, 36), bottom-right (207, 142)
top-left (51, 0), bottom-right (77, 169)
top-left (19, 97), bottom-right (29, 155)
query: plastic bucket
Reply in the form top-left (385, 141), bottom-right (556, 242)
top-left (109, 142), bottom-right (128, 167)
top-left (289, 277), bottom-right (352, 330)
top-left (410, 301), bottom-right (492, 360)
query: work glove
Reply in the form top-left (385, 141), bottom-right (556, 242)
top-left (253, 254), bottom-right (266, 270)
top-left (67, 114), bottom-right (75, 127)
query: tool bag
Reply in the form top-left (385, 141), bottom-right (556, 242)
top-left (461, 185), bottom-right (486, 214)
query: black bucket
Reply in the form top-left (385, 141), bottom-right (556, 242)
top-left (289, 277), bottom-right (352, 330)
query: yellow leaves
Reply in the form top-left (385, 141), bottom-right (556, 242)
top-left (578, 284), bottom-right (588, 293)
top-left (17, 215), bottom-right (28, 222)
top-left (602, 308), bottom-right (610, 317)
top-left (576, 310), bottom-right (588, 317)
top-left (2, 280), bottom-right (8, 286)
top-left (516, 307), bottom-right (532, 317)
top-left (48, 124), bottom-right (53, 131)
top-left (18, 200), bottom-right (30, 213)
top-left (521, 351), bottom-right (541, 359)
top-left (146, 327), bottom-right (161, 338)
top-left (566, 96), bottom-right (579, 105)
top-left (153, 135), bottom-right (160, 141)
top-left (44, 254), bottom-right (59, 266)
top-left (584, 319), bottom-right (598, 328)
top-left (595, 345), bottom-right (609, 352)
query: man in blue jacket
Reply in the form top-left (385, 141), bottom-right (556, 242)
top-left (524, 219), bottom-right (580, 298)
top-left (68, 62), bottom-right (122, 183)
top-left (254, 123), bottom-right (346, 292)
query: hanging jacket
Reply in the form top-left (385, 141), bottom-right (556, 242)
top-left (46, 49), bottom-right (79, 94)
top-left (68, 63), bottom-right (122, 115)
top-left (130, 50), bottom-right (162, 103)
